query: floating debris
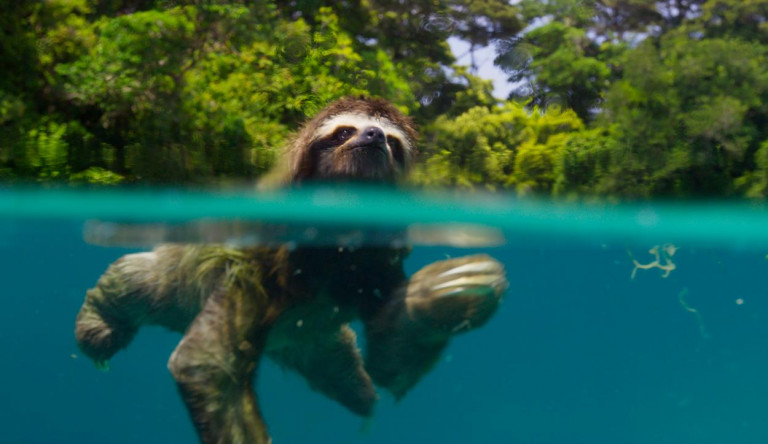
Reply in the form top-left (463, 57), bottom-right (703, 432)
top-left (629, 243), bottom-right (678, 279)
top-left (678, 288), bottom-right (709, 339)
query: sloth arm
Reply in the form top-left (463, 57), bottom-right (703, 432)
top-left (363, 254), bottom-right (507, 399)
top-left (167, 284), bottom-right (271, 444)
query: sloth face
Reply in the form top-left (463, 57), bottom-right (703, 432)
top-left (289, 98), bottom-right (417, 184)
top-left (310, 113), bottom-right (412, 181)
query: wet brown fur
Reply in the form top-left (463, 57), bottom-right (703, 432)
top-left (75, 97), bottom-right (506, 444)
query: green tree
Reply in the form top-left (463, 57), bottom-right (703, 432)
top-left (1, 1), bottom-right (418, 183)
top-left (413, 102), bottom-right (583, 193)
top-left (558, 32), bottom-right (768, 197)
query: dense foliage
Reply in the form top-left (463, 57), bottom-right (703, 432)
top-left (3, 0), bottom-right (768, 198)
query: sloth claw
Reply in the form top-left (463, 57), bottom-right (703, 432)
top-left (405, 254), bottom-right (507, 334)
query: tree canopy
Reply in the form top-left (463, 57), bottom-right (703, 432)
top-left (3, 0), bottom-right (768, 198)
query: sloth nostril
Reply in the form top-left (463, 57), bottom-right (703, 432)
top-left (363, 126), bottom-right (385, 143)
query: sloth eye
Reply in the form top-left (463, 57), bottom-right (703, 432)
top-left (387, 136), bottom-right (406, 166)
top-left (334, 127), bottom-right (355, 143)
top-left (310, 126), bottom-right (357, 153)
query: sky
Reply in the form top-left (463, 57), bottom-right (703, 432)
top-left (448, 37), bottom-right (515, 99)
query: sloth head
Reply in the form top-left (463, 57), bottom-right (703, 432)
top-left (281, 97), bottom-right (417, 184)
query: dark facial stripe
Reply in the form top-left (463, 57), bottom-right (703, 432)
top-left (387, 136), bottom-right (405, 167)
top-left (310, 126), bottom-right (357, 152)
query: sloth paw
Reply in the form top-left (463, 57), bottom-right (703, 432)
top-left (405, 254), bottom-right (508, 335)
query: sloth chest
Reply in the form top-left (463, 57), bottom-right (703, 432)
top-left (264, 290), bottom-right (356, 351)
top-left (287, 247), bottom-right (405, 302)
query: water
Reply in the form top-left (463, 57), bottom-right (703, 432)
top-left (2, 187), bottom-right (768, 444)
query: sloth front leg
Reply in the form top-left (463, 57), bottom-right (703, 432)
top-left (168, 285), bottom-right (271, 444)
top-left (75, 252), bottom-right (160, 368)
top-left (365, 254), bottom-right (507, 399)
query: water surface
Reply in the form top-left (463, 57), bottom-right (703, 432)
top-left (1, 187), bottom-right (767, 444)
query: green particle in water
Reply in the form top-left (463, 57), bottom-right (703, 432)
top-left (95, 360), bottom-right (110, 372)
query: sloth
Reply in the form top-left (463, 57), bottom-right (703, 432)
top-left (75, 97), bottom-right (508, 444)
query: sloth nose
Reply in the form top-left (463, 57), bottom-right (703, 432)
top-left (361, 126), bottom-right (386, 144)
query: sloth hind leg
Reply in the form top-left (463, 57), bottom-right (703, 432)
top-left (267, 324), bottom-right (377, 417)
top-left (168, 286), bottom-right (270, 444)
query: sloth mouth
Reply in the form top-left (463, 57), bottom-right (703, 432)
top-left (344, 142), bottom-right (389, 156)
top-left (326, 142), bottom-right (394, 181)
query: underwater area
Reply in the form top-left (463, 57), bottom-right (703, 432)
top-left (7, 1), bottom-right (768, 443)
top-left (2, 187), bottom-right (768, 444)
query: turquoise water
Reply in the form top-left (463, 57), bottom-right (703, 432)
top-left (2, 187), bottom-right (768, 443)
